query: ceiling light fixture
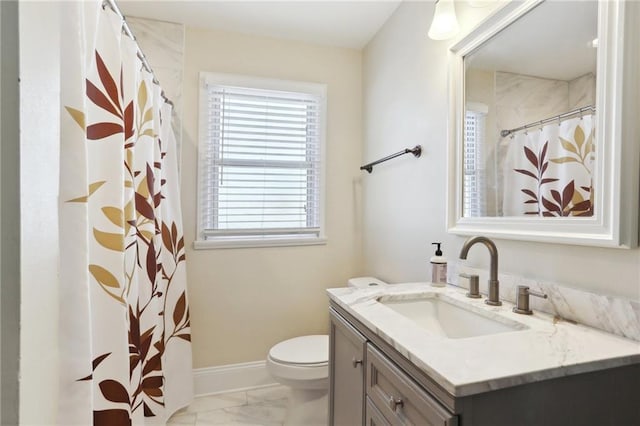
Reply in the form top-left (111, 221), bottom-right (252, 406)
top-left (428, 0), bottom-right (460, 41)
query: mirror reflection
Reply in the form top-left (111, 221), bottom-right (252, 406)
top-left (463, 1), bottom-right (598, 218)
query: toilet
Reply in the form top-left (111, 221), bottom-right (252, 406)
top-left (266, 277), bottom-right (388, 425)
top-left (266, 335), bottom-right (329, 426)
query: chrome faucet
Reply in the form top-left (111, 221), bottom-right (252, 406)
top-left (459, 236), bottom-right (501, 306)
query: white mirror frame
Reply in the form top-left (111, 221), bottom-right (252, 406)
top-left (447, 0), bottom-right (639, 248)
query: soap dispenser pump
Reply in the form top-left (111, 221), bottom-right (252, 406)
top-left (430, 242), bottom-right (447, 286)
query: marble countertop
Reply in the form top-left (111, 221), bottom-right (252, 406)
top-left (327, 282), bottom-right (640, 397)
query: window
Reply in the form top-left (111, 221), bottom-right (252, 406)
top-left (196, 73), bottom-right (326, 249)
top-left (463, 104), bottom-right (487, 217)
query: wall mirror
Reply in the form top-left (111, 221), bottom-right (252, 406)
top-left (447, 0), bottom-right (639, 248)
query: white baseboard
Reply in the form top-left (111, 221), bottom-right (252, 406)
top-left (193, 360), bottom-right (278, 397)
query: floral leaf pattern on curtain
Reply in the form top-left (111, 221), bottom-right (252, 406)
top-left (503, 115), bottom-right (595, 217)
top-left (513, 141), bottom-right (559, 215)
top-left (59, 2), bottom-right (193, 425)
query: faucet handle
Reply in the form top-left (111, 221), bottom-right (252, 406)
top-left (460, 273), bottom-right (481, 299)
top-left (513, 285), bottom-right (548, 315)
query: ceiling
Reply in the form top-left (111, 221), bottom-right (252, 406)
top-left (119, 0), bottom-right (403, 49)
top-left (466, 1), bottom-right (598, 81)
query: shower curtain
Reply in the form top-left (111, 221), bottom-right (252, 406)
top-left (59, 2), bottom-right (193, 424)
top-left (502, 114), bottom-right (595, 217)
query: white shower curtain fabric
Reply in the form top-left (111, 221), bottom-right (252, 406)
top-left (502, 115), bottom-right (595, 217)
top-left (59, 2), bottom-right (193, 425)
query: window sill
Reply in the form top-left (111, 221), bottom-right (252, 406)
top-left (193, 236), bottom-right (327, 250)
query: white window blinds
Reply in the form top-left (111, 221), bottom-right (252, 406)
top-left (463, 110), bottom-right (487, 217)
top-left (198, 75), bottom-right (326, 246)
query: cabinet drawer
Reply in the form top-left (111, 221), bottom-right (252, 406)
top-left (366, 396), bottom-right (391, 426)
top-left (366, 344), bottom-right (457, 426)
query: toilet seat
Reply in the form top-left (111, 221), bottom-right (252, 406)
top-left (268, 335), bottom-right (328, 366)
top-left (266, 335), bottom-right (329, 384)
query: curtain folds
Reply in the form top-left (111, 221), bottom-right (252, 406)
top-left (502, 115), bottom-right (595, 217)
top-left (59, 2), bottom-right (193, 424)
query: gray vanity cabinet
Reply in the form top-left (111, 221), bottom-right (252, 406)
top-left (329, 301), bottom-right (640, 426)
top-left (329, 308), bottom-right (367, 426)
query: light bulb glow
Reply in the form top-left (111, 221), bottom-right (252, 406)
top-left (428, 0), bottom-right (460, 41)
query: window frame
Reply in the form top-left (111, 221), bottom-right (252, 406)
top-left (195, 72), bottom-right (327, 249)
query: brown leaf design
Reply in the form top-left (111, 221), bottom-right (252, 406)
top-left (551, 190), bottom-right (562, 205)
top-left (161, 223), bottom-right (173, 254)
top-left (153, 193), bottom-right (163, 208)
top-left (140, 327), bottom-right (155, 360)
top-left (135, 193), bottom-right (155, 220)
top-left (540, 141), bottom-right (548, 163)
top-left (572, 200), bottom-right (592, 212)
top-left (87, 122), bottom-right (124, 140)
top-left (146, 243), bottom-right (157, 284)
top-left (524, 146), bottom-right (538, 169)
top-left (176, 334), bottom-right (191, 342)
top-left (142, 376), bottom-right (163, 390)
top-left (146, 164), bottom-right (155, 198)
top-left (95, 51), bottom-right (122, 115)
top-left (143, 387), bottom-right (163, 398)
top-left (99, 379), bottom-right (130, 404)
top-left (541, 196), bottom-right (561, 215)
top-left (86, 80), bottom-right (121, 118)
top-left (171, 223), bottom-right (178, 248)
top-left (92, 352), bottom-right (111, 371)
top-left (128, 306), bottom-right (140, 347)
top-left (143, 402), bottom-right (155, 417)
top-left (521, 189), bottom-right (537, 199)
top-left (94, 409), bottom-right (131, 426)
top-left (514, 169), bottom-right (537, 180)
top-left (540, 178), bottom-right (559, 185)
top-left (124, 101), bottom-right (134, 140)
top-left (142, 353), bottom-right (162, 376)
top-left (177, 237), bottom-right (185, 253)
top-left (541, 162), bottom-right (549, 175)
top-left (173, 292), bottom-right (186, 327)
top-left (562, 180), bottom-right (575, 206)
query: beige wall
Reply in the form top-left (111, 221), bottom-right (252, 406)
top-left (182, 27), bottom-right (363, 368)
top-left (363, 2), bottom-right (639, 300)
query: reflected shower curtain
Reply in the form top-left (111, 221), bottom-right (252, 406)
top-left (502, 115), bottom-right (595, 217)
top-left (59, 2), bottom-right (193, 424)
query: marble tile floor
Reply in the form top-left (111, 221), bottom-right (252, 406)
top-left (168, 385), bottom-right (296, 426)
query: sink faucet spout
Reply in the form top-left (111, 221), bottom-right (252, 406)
top-left (459, 236), bottom-right (501, 306)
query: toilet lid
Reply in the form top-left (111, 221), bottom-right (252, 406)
top-left (269, 335), bottom-right (329, 365)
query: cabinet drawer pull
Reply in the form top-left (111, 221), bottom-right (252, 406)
top-left (352, 357), bottom-right (363, 368)
top-left (388, 396), bottom-right (404, 411)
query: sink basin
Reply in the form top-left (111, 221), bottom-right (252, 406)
top-left (380, 295), bottom-right (526, 339)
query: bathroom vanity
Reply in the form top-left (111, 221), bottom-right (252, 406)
top-left (328, 284), bottom-right (640, 425)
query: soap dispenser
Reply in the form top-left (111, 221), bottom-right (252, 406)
top-left (430, 242), bottom-right (447, 286)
